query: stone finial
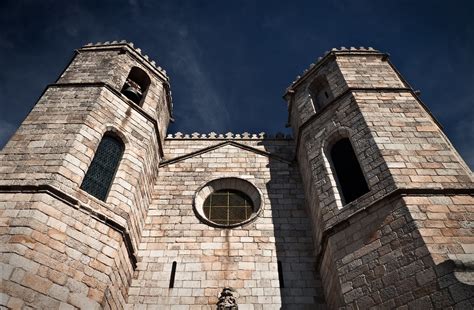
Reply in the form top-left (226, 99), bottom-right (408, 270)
top-left (234, 134), bottom-right (241, 138)
top-left (258, 132), bottom-right (266, 139)
top-left (251, 134), bottom-right (258, 139)
top-left (200, 134), bottom-right (207, 138)
top-left (183, 134), bottom-right (190, 139)
top-left (216, 287), bottom-right (238, 310)
top-left (111, 40), bottom-right (118, 44)
top-left (218, 134), bottom-right (225, 139)
top-left (191, 132), bottom-right (200, 138)
top-left (166, 134), bottom-right (173, 138)
top-left (174, 132), bottom-right (183, 138)
top-left (208, 132), bottom-right (217, 139)
top-left (242, 132), bottom-right (250, 139)
top-left (225, 132), bottom-right (234, 139)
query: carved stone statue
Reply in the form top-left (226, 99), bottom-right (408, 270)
top-left (216, 287), bottom-right (238, 310)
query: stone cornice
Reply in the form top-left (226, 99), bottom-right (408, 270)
top-left (0, 184), bottom-right (138, 270)
top-left (315, 187), bottom-right (474, 269)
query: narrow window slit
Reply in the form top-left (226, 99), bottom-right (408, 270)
top-left (277, 261), bottom-right (285, 288)
top-left (169, 261), bottom-right (177, 288)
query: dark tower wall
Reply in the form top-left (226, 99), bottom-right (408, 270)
top-left (0, 42), bottom-right (172, 309)
top-left (285, 47), bottom-right (474, 309)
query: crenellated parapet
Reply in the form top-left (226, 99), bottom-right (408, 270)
top-left (83, 41), bottom-right (169, 79)
top-left (285, 46), bottom-right (382, 91)
top-left (166, 132), bottom-right (293, 140)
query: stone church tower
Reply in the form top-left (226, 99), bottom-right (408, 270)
top-left (0, 42), bottom-right (473, 309)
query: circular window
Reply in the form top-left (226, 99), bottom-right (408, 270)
top-left (194, 178), bottom-right (263, 228)
top-left (204, 190), bottom-right (254, 225)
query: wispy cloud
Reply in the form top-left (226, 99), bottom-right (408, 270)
top-left (152, 17), bottom-right (230, 132)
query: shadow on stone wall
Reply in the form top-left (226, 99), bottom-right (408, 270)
top-left (318, 195), bottom-right (474, 308)
top-left (260, 140), bottom-right (327, 309)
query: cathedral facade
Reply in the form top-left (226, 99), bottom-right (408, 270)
top-left (0, 41), bottom-right (473, 309)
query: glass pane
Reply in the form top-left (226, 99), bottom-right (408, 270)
top-left (80, 134), bottom-right (124, 201)
top-left (210, 192), bottom-right (228, 206)
top-left (203, 189), bottom-right (254, 226)
top-left (228, 192), bottom-right (246, 206)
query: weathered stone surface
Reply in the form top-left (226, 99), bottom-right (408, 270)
top-left (1, 43), bottom-right (472, 309)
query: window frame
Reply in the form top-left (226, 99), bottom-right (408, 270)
top-left (80, 132), bottom-right (125, 201)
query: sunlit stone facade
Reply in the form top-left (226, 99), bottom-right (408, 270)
top-left (1, 42), bottom-right (473, 309)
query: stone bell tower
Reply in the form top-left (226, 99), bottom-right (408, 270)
top-left (284, 47), bottom-right (474, 309)
top-left (0, 41), bottom-right (172, 308)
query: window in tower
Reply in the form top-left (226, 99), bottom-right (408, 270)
top-left (121, 66), bottom-right (151, 105)
top-left (330, 138), bottom-right (369, 204)
top-left (308, 75), bottom-right (333, 111)
top-left (80, 133), bottom-right (124, 201)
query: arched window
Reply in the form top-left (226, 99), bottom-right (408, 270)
top-left (80, 133), bottom-right (124, 201)
top-left (330, 138), bottom-right (369, 204)
top-left (121, 66), bottom-right (151, 105)
top-left (309, 75), bottom-right (333, 111)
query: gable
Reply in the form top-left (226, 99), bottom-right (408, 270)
top-left (159, 141), bottom-right (292, 167)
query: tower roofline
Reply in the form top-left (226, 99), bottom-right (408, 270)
top-left (283, 46), bottom-right (387, 97)
top-left (79, 40), bottom-right (174, 120)
top-left (81, 41), bottom-right (169, 80)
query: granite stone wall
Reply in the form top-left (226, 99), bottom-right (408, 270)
top-left (0, 42), bottom-right (170, 309)
top-left (126, 136), bottom-right (326, 309)
top-left (286, 47), bottom-right (474, 309)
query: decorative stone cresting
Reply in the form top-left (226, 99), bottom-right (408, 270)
top-left (83, 40), bottom-right (168, 77)
top-left (216, 287), bottom-right (238, 310)
top-left (287, 46), bottom-right (381, 88)
top-left (166, 132), bottom-right (292, 140)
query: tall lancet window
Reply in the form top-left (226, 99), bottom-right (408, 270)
top-left (80, 133), bottom-right (124, 201)
top-left (330, 138), bottom-right (369, 204)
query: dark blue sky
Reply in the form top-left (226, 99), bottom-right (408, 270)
top-left (0, 0), bottom-right (473, 168)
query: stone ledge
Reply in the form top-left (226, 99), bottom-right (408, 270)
top-left (0, 184), bottom-right (138, 270)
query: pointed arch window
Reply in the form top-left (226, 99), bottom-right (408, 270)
top-left (80, 133), bottom-right (124, 201)
top-left (330, 138), bottom-right (369, 204)
top-left (121, 66), bottom-right (151, 105)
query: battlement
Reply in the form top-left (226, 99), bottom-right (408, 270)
top-left (166, 132), bottom-right (293, 140)
top-left (286, 46), bottom-right (384, 91)
top-left (81, 40), bottom-right (169, 80)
